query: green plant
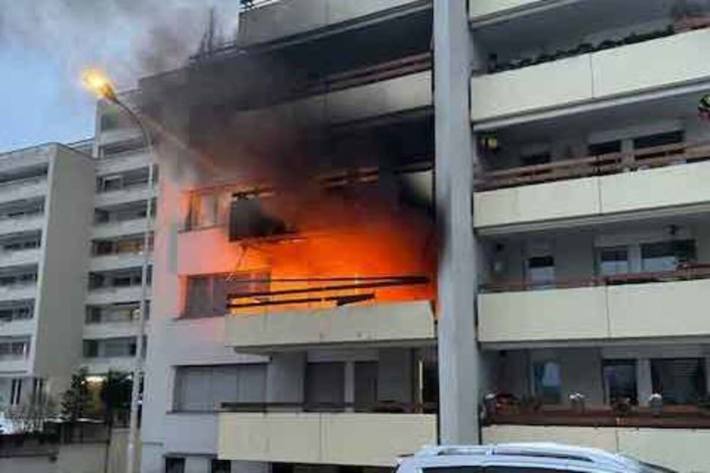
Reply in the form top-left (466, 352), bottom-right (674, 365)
top-left (61, 368), bottom-right (93, 421)
top-left (100, 370), bottom-right (132, 425)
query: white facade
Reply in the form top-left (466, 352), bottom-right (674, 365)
top-left (134, 1), bottom-right (710, 473)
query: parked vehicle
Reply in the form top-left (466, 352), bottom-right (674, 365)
top-left (396, 443), bottom-right (677, 473)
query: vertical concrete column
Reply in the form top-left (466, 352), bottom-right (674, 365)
top-left (344, 361), bottom-right (355, 412)
top-left (637, 358), bottom-right (653, 406)
top-left (266, 353), bottom-right (305, 405)
top-left (434, 0), bottom-right (481, 444)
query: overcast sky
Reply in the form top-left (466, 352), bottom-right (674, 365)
top-left (0, 0), bottom-right (239, 153)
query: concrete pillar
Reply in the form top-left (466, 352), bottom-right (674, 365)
top-left (434, 0), bottom-right (481, 444)
top-left (637, 358), bottom-right (653, 406)
top-left (266, 353), bottom-right (305, 404)
top-left (344, 361), bottom-right (355, 411)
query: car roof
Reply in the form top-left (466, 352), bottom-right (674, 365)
top-left (397, 443), bottom-right (645, 473)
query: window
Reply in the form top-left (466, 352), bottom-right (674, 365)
top-left (651, 358), bottom-right (707, 404)
top-left (533, 360), bottom-right (562, 404)
top-left (598, 246), bottom-right (629, 276)
top-left (588, 140), bottom-right (622, 156)
top-left (641, 240), bottom-right (695, 272)
top-left (527, 255), bottom-right (555, 288)
top-left (165, 457), bottom-right (185, 473)
top-left (354, 361), bottom-right (378, 411)
top-left (100, 111), bottom-right (121, 132)
top-left (10, 379), bottom-right (22, 405)
top-left (173, 364), bottom-right (266, 412)
top-left (183, 273), bottom-right (269, 318)
top-left (211, 459), bottom-right (231, 473)
top-left (521, 152), bottom-right (550, 167)
top-left (83, 340), bottom-right (99, 358)
top-left (633, 130), bottom-right (684, 160)
top-left (229, 193), bottom-right (288, 240)
top-left (603, 359), bottom-right (637, 405)
top-left (98, 175), bottom-right (123, 192)
top-left (305, 362), bottom-right (345, 411)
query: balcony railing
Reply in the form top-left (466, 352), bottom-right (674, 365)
top-left (486, 406), bottom-right (710, 429)
top-left (475, 141), bottom-right (710, 191)
top-left (220, 401), bottom-right (436, 414)
top-left (484, 17), bottom-right (710, 75)
top-left (481, 262), bottom-right (710, 293)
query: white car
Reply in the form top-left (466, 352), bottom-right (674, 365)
top-left (396, 443), bottom-right (677, 473)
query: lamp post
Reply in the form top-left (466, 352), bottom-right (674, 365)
top-left (83, 69), bottom-right (154, 473)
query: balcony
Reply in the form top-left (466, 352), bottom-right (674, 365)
top-left (479, 265), bottom-right (710, 344)
top-left (0, 177), bottom-right (47, 206)
top-left (86, 286), bottom-right (148, 305)
top-left (235, 65), bottom-right (431, 128)
top-left (469, 0), bottom-right (552, 23)
top-left (218, 405), bottom-right (436, 466)
top-left (83, 321), bottom-right (143, 340)
top-left (92, 218), bottom-right (151, 239)
top-left (483, 421), bottom-right (710, 473)
top-left (89, 252), bottom-right (149, 272)
top-left (236, 0), bottom-right (427, 47)
top-left (0, 248), bottom-right (41, 268)
top-left (0, 146), bottom-right (51, 174)
top-left (225, 300), bottom-right (434, 351)
top-left (0, 214), bottom-right (44, 237)
top-left (96, 150), bottom-right (151, 175)
top-left (471, 28), bottom-right (710, 125)
top-left (474, 142), bottom-right (710, 232)
top-left (0, 284), bottom-right (37, 304)
top-left (94, 184), bottom-right (155, 208)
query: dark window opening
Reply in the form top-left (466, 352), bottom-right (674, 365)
top-left (651, 358), bottom-right (707, 404)
top-left (165, 457), bottom-right (185, 473)
top-left (521, 152), bottom-right (551, 167)
top-left (588, 140), bottom-right (622, 156)
top-left (228, 193), bottom-right (290, 240)
top-left (603, 359), bottom-right (638, 405)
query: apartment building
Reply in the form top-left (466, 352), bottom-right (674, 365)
top-left (0, 143), bottom-right (94, 410)
top-left (136, 1), bottom-right (710, 473)
top-left (85, 91), bottom-right (155, 377)
top-left (0, 92), bottom-right (154, 419)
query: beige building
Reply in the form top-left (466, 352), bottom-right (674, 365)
top-left (127, 1), bottom-right (710, 473)
top-left (0, 91), bottom-right (154, 421)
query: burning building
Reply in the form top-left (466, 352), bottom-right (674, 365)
top-left (138, 2), bottom-right (443, 473)
top-left (134, 0), bottom-right (710, 472)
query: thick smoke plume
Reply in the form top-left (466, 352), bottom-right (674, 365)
top-left (0, 0), bottom-right (239, 88)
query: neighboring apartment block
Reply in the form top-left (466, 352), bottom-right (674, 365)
top-left (0, 93), bottom-right (154, 416)
top-left (85, 92), bottom-right (154, 376)
top-left (0, 144), bottom-right (94, 409)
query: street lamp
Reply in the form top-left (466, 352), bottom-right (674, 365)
top-left (83, 69), bottom-right (154, 473)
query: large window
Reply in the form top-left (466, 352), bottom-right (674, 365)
top-left (651, 358), bottom-right (707, 405)
top-left (603, 359), bottom-right (637, 405)
top-left (305, 362), bottom-right (345, 411)
top-left (183, 272), bottom-right (269, 318)
top-left (165, 457), bottom-right (185, 473)
top-left (173, 364), bottom-right (266, 412)
top-left (641, 240), bottom-right (695, 272)
top-left (229, 193), bottom-right (289, 240)
top-left (532, 360), bottom-right (562, 404)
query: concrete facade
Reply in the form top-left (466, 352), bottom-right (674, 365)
top-left (128, 1), bottom-right (710, 472)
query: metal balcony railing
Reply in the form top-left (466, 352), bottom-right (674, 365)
top-left (220, 401), bottom-right (437, 414)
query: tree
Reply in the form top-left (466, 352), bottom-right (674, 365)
top-left (5, 396), bottom-right (58, 433)
top-left (100, 370), bottom-right (132, 426)
top-left (61, 368), bottom-right (92, 421)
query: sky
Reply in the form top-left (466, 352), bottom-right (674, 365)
top-left (0, 0), bottom-right (240, 153)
